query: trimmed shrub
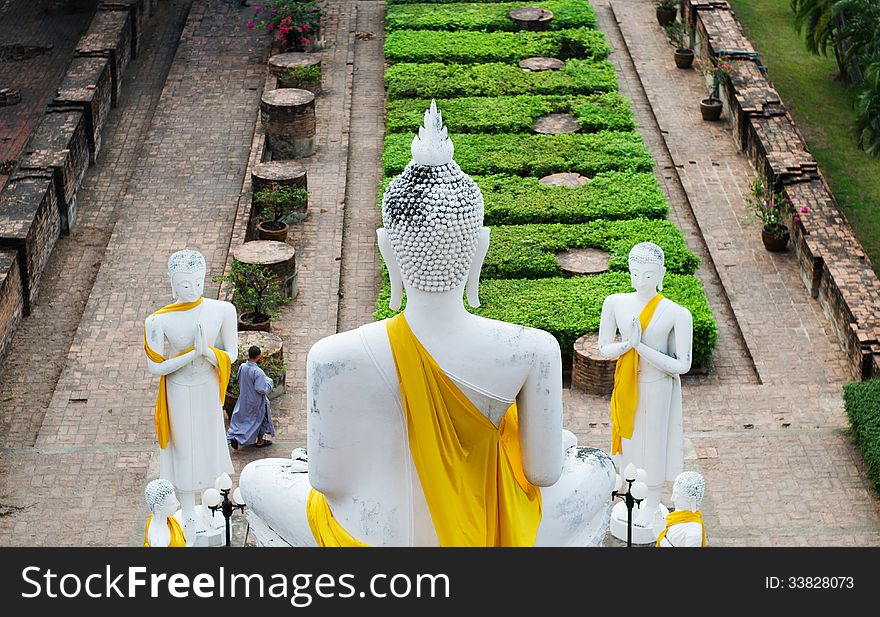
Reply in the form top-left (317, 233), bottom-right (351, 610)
top-left (385, 60), bottom-right (619, 99)
top-left (386, 93), bottom-right (635, 134)
top-left (380, 172), bottom-right (667, 225)
top-left (386, 1), bottom-right (598, 32)
top-left (375, 272), bottom-right (717, 367)
top-left (383, 131), bottom-right (654, 177)
top-left (483, 219), bottom-right (700, 279)
top-left (843, 379), bottom-right (880, 492)
top-left (384, 28), bottom-right (610, 64)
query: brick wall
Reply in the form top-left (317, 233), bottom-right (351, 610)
top-left (0, 250), bottom-right (23, 361)
top-left (686, 0), bottom-right (880, 379)
top-left (51, 56), bottom-right (113, 164)
top-left (75, 8), bottom-right (132, 107)
top-left (99, 0), bottom-right (145, 59)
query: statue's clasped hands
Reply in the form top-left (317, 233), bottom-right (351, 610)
top-left (628, 316), bottom-right (641, 351)
top-left (193, 323), bottom-right (213, 361)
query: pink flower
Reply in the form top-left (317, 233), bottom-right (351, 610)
top-left (271, 8), bottom-right (277, 15)
top-left (793, 216), bottom-right (801, 222)
top-left (303, 23), bottom-right (310, 31)
top-left (267, 22), bottom-right (274, 31)
top-left (302, 37), bottom-right (310, 44)
top-left (247, 20), bottom-right (254, 29)
top-left (800, 206), bottom-right (809, 213)
top-left (297, 26), bottom-right (302, 32)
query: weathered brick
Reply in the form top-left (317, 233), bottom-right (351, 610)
top-left (99, 0), bottom-right (145, 59)
top-left (0, 249), bottom-right (23, 362)
top-left (50, 56), bottom-right (113, 164)
top-left (75, 8), bottom-right (132, 106)
top-left (17, 109), bottom-right (89, 233)
top-left (0, 175), bottom-right (60, 314)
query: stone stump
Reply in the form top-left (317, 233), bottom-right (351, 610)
top-left (572, 332), bottom-right (616, 395)
top-left (50, 56), bottom-right (112, 164)
top-left (233, 240), bottom-right (298, 300)
top-left (75, 8), bottom-right (132, 107)
top-left (509, 7), bottom-right (554, 31)
top-left (556, 248), bottom-right (609, 277)
top-left (519, 57), bottom-right (564, 71)
top-left (237, 330), bottom-right (286, 401)
top-left (251, 160), bottom-right (308, 195)
top-left (533, 113), bottom-right (579, 134)
top-left (261, 89), bottom-right (316, 159)
top-left (268, 53), bottom-right (322, 94)
top-left (540, 172), bottom-right (590, 187)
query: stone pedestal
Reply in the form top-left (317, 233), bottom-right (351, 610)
top-left (233, 240), bottom-right (298, 300)
top-left (556, 247), bottom-right (609, 277)
top-left (51, 56), bottom-right (113, 164)
top-left (261, 89), bottom-right (316, 159)
top-left (509, 7), bottom-right (554, 31)
top-left (18, 110), bottom-right (89, 234)
top-left (533, 113), bottom-right (579, 134)
top-left (572, 332), bottom-right (616, 395)
top-left (75, 9), bottom-right (132, 107)
top-left (252, 160), bottom-right (308, 195)
top-left (609, 500), bottom-right (669, 545)
top-left (269, 53), bottom-right (322, 94)
top-left (519, 57), bottom-right (564, 71)
top-left (540, 172), bottom-right (590, 187)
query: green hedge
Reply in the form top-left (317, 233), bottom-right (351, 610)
top-left (386, 60), bottom-right (618, 99)
top-left (844, 379), bottom-right (880, 492)
top-left (483, 219), bottom-right (700, 280)
top-left (380, 172), bottom-right (667, 225)
top-left (386, 1), bottom-right (597, 32)
top-left (383, 132), bottom-right (654, 177)
top-left (386, 93), bottom-right (635, 134)
top-left (375, 272), bottom-right (717, 367)
top-left (384, 28), bottom-right (610, 64)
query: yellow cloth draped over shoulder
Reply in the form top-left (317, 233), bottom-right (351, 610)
top-left (307, 312), bottom-right (542, 547)
top-left (143, 515), bottom-right (187, 547)
top-left (610, 293), bottom-right (663, 456)
top-left (655, 510), bottom-right (707, 547)
top-left (143, 298), bottom-right (231, 450)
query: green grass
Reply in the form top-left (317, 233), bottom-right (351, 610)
top-left (843, 379), bottom-right (880, 492)
top-left (727, 0), bottom-right (880, 274)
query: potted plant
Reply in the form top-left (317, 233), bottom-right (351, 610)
top-left (279, 64), bottom-right (322, 93)
top-left (249, 1), bottom-right (323, 52)
top-left (695, 56), bottom-right (734, 121)
top-left (215, 261), bottom-right (286, 332)
top-left (655, 0), bottom-right (678, 27)
top-left (747, 178), bottom-right (799, 252)
top-left (253, 185), bottom-right (309, 242)
top-left (664, 21), bottom-right (694, 69)
top-left (225, 347), bottom-right (288, 415)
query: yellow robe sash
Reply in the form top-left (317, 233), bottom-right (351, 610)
top-left (610, 293), bottom-right (664, 455)
top-left (143, 298), bottom-right (232, 449)
top-left (143, 514), bottom-right (187, 547)
top-left (655, 509), bottom-right (707, 547)
top-left (307, 313), bottom-right (542, 547)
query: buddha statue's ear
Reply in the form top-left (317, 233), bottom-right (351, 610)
top-left (658, 267), bottom-right (666, 293)
top-left (466, 228), bottom-right (490, 308)
top-left (168, 273), bottom-right (178, 302)
top-left (377, 229), bottom-right (403, 310)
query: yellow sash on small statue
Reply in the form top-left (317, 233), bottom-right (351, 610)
top-left (655, 509), bottom-right (707, 547)
top-left (143, 514), bottom-right (187, 547)
top-left (610, 293), bottom-right (664, 456)
top-left (307, 313), bottom-right (542, 547)
top-left (143, 298), bottom-right (231, 449)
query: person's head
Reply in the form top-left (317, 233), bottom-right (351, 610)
top-left (144, 479), bottom-right (180, 518)
top-left (167, 250), bottom-right (206, 303)
top-left (671, 471), bottom-right (705, 513)
top-left (248, 346), bottom-right (261, 361)
top-left (377, 101), bottom-right (489, 309)
top-left (628, 242), bottom-right (666, 295)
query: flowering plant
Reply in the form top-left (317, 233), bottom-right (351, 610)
top-left (747, 178), bottom-right (807, 234)
top-left (228, 350), bottom-right (287, 397)
top-left (247, 1), bottom-right (322, 51)
top-left (695, 56), bottom-right (735, 98)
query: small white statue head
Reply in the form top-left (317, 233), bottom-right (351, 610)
top-left (145, 478), bottom-right (180, 518)
top-left (167, 249), bottom-right (206, 303)
top-left (628, 241), bottom-right (666, 294)
top-left (671, 471), bottom-right (705, 513)
top-left (378, 101), bottom-right (487, 308)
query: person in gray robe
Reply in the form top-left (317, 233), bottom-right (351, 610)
top-left (227, 346), bottom-right (276, 449)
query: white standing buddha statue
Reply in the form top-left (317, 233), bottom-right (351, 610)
top-left (144, 250), bottom-right (237, 546)
top-left (654, 471), bottom-right (708, 547)
top-left (598, 242), bottom-right (693, 543)
top-left (239, 101), bottom-right (616, 547)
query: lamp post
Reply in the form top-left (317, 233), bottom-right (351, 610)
top-left (202, 473), bottom-right (246, 548)
top-left (611, 463), bottom-right (648, 548)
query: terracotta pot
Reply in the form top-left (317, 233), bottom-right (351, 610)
top-left (674, 48), bottom-right (694, 69)
top-left (223, 391), bottom-right (238, 417)
top-left (238, 312), bottom-right (272, 332)
top-left (257, 220), bottom-right (289, 242)
top-left (761, 226), bottom-right (790, 252)
top-left (656, 7), bottom-right (677, 26)
top-left (700, 97), bottom-right (723, 121)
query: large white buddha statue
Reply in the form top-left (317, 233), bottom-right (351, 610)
top-left (598, 242), bottom-right (693, 542)
top-left (144, 249), bottom-right (237, 546)
top-left (239, 102), bottom-right (616, 546)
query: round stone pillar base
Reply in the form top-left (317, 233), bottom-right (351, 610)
top-left (233, 240), bottom-right (298, 300)
top-left (572, 332), bottom-right (616, 395)
top-left (261, 88), bottom-right (316, 159)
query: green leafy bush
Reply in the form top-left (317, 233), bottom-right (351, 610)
top-left (482, 219), bottom-right (700, 279)
top-left (386, 93), bottom-right (634, 134)
top-left (843, 379), bottom-right (880, 492)
top-left (383, 131), bottom-right (654, 177)
top-left (384, 28), bottom-right (610, 64)
top-left (386, 1), bottom-right (597, 32)
top-left (380, 172), bottom-right (667, 225)
top-left (375, 272), bottom-right (717, 366)
top-left (386, 60), bottom-right (618, 99)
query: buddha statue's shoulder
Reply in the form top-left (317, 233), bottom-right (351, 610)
top-left (200, 297), bottom-right (236, 314)
top-left (472, 314), bottom-right (560, 356)
top-left (307, 321), bottom-right (388, 369)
